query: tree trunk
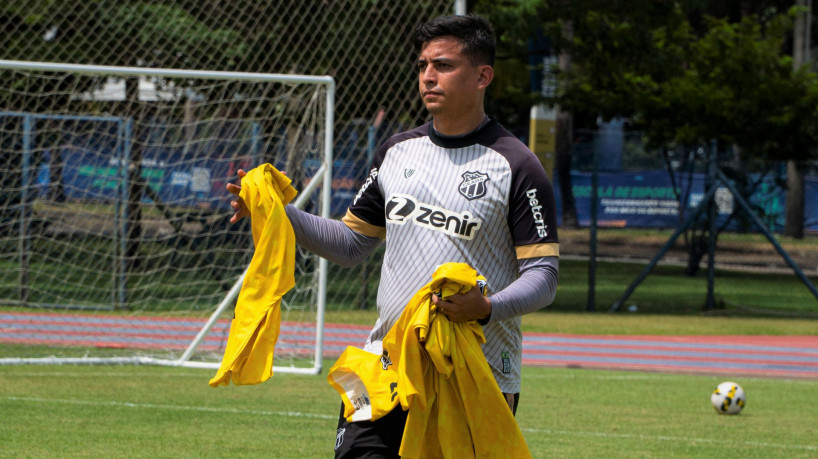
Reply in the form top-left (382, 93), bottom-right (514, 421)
top-left (785, 0), bottom-right (810, 239)
top-left (556, 110), bottom-right (577, 227)
top-left (556, 19), bottom-right (578, 228)
top-left (784, 160), bottom-right (804, 239)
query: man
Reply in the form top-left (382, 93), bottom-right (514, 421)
top-left (228, 14), bottom-right (559, 458)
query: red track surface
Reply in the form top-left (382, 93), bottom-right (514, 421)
top-left (2, 312), bottom-right (816, 379)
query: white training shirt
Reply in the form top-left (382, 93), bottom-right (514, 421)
top-left (343, 119), bottom-right (559, 393)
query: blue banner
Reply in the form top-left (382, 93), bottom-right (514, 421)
top-left (37, 147), bottom-right (366, 217)
top-left (556, 170), bottom-right (818, 233)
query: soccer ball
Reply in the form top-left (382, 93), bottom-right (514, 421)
top-left (711, 381), bottom-right (746, 415)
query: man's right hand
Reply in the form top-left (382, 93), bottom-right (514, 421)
top-left (227, 169), bottom-right (250, 223)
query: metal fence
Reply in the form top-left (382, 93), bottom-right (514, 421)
top-left (565, 130), bottom-right (818, 233)
top-left (0, 1), bottom-right (455, 316)
top-left (2, 1), bottom-right (454, 158)
top-left (566, 129), bottom-right (818, 314)
top-left (2, 2), bottom-right (816, 317)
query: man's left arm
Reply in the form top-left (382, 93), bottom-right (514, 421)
top-left (479, 256), bottom-right (558, 323)
top-left (431, 256), bottom-right (558, 323)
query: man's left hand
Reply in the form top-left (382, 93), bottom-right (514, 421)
top-left (431, 286), bottom-right (491, 323)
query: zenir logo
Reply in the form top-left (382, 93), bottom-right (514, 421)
top-left (385, 195), bottom-right (415, 222)
top-left (385, 193), bottom-right (481, 240)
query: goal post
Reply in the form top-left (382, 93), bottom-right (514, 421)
top-left (0, 60), bottom-right (334, 375)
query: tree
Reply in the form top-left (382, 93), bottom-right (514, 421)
top-left (532, 1), bottom-right (818, 241)
top-left (543, 3), bottom-right (813, 156)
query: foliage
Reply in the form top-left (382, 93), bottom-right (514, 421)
top-left (0, 0), bottom-right (452, 123)
top-left (539, 1), bottom-right (818, 162)
top-left (468, 1), bottom-right (818, 161)
top-left (471, 0), bottom-right (543, 131)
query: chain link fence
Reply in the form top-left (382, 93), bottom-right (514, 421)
top-left (1, 1), bottom-right (457, 317)
top-left (3, 1), bottom-right (816, 319)
top-left (560, 129), bottom-right (818, 314)
top-left (3, 1), bottom-right (452, 128)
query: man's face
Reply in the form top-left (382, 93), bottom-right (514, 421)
top-left (417, 36), bottom-right (488, 118)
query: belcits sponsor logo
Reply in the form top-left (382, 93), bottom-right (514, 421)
top-left (353, 167), bottom-right (378, 205)
top-left (526, 188), bottom-right (549, 238)
top-left (385, 193), bottom-right (481, 240)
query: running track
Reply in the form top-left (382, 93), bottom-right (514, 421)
top-left (1, 312), bottom-right (816, 379)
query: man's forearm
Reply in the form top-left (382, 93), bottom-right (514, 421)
top-left (285, 205), bottom-right (380, 267)
top-left (485, 257), bottom-right (559, 323)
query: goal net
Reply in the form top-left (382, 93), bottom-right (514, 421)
top-left (0, 60), bottom-right (334, 374)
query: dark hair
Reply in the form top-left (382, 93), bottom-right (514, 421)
top-left (413, 14), bottom-right (495, 66)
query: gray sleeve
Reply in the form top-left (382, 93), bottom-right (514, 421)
top-left (285, 205), bottom-right (381, 268)
top-left (483, 256), bottom-right (559, 323)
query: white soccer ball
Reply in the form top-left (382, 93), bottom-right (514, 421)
top-left (711, 381), bottom-right (746, 415)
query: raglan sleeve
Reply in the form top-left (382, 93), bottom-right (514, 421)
top-left (507, 152), bottom-right (559, 259)
top-left (478, 149), bottom-right (559, 323)
top-left (341, 144), bottom-right (388, 239)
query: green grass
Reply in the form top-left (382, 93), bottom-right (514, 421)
top-left (4, 227), bottom-right (818, 314)
top-left (321, 309), bottom-right (818, 336)
top-left (333, 239), bottom-right (818, 314)
top-left (1, 363), bottom-right (816, 458)
top-left (553, 259), bottom-right (818, 315)
top-left (2, 229), bottom-right (817, 456)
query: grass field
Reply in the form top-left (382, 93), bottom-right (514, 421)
top-left (1, 362), bottom-right (816, 458)
top-left (4, 226), bottom-right (818, 314)
top-left (554, 260), bottom-right (818, 315)
top-left (323, 309), bottom-right (818, 336)
top-left (2, 229), bottom-right (817, 457)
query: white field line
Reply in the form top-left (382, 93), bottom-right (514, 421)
top-left (4, 395), bottom-right (816, 452)
top-left (2, 396), bottom-right (336, 420)
top-left (3, 370), bottom-right (211, 378)
top-left (9, 371), bottom-right (818, 384)
top-left (520, 427), bottom-right (817, 452)
top-left (524, 372), bottom-right (818, 385)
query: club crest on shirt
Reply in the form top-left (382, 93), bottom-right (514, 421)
top-left (380, 350), bottom-right (393, 370)
top-left (458, 171), bottom-right (489, 200)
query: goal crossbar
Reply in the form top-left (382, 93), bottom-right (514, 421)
top-left (0, 60), bottom-right (335, 86)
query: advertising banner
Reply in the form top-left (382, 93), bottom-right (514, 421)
top-left (556, 170), bottom-right (818, 233)
top-left (37, 146), bottom-right (365, 217)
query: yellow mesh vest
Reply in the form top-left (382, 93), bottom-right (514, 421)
top-left (209, 164), bottom-right (297, 387)
top-left (327, 262), bottom-right (531, 458)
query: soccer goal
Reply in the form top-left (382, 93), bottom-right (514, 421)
top-left (0, 60), bottom-right (334, 375)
